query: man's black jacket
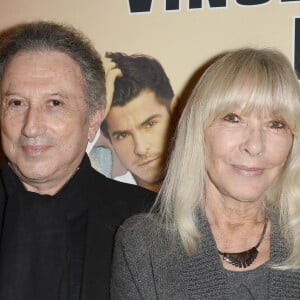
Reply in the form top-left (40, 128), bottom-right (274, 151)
top-left (0, 154), bottom-right (155, 299)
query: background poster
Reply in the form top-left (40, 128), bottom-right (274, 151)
top-left (0, 0), bottom-right (299, 191)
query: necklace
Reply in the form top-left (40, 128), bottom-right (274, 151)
top-left (217, 219), bottom-right (268, 268)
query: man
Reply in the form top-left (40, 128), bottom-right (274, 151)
top-left (101, 52), bottom-right (177, 192)
top-left (0, 22), bottom-right (154, 299)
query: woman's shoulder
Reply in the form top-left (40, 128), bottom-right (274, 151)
top-left (115, 213), bottom-right (170, 251)
top-left (115, 213), bottom-right (184, 266)
top-left (117, 213), bottom-right (159, 239)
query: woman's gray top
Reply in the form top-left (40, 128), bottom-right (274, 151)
top-left (111, 213), bottom-right (300, 299)
top-left (226, 265), bottom-right (270, 299)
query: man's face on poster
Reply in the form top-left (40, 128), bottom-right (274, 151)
top-left (105, 89), bottom-right (171, 190)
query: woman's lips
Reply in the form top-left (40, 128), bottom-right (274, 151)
top-left (232, 164), bottom-right (264, 176)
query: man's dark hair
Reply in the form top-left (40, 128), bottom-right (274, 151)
top-left (101, 52), bottom-right (174, 136)
top-left (0, 21), bottom-right (105, 115)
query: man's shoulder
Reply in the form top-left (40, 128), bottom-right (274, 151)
top-left (91, 167), bottom-right (152, 195)
top-left (89, 168), bottom-right (156, 213)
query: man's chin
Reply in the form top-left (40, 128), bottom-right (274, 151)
top-left (134, 172), bottom-right (164, 187)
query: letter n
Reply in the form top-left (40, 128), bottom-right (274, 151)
top-left (166, 0), bottom-right (180, 10)
top-left (189, 0), bottom-right (226, 9)
top-left (236, 0), bottom-right (270, 4)
top-left (128, 0), bottom-right (152, 13)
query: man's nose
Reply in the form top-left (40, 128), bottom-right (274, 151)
top-left (133, 133), bottom-right (150, 157)
top-left (21, 106), bottom-right (46, 138)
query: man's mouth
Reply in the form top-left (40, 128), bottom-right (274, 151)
top-left (138, 156), bottom-right (160, 167)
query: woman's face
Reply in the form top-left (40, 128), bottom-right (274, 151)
top-left (205, 108), bottom-right (293, 204)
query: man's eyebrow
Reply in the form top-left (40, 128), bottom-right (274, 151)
top-left (111, 113), bottom-right (162, 137)
top-left (140, 114), bottom-right (161, 127)
top-left (4, 91), bottom-right (67, 97)
top-left (3, 91), bottom-right (21, 97)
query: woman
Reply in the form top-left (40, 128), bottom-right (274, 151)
top-left (111, 48), bottom-right (300, 299)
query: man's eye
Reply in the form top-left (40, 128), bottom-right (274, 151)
top-left (8, 99), bottom-right (23, 106)
top-left (223, 113), bottom-right (240, 123)
top-left (115, 132), bottom-right (128, 140)
top-left (50, 99), bottom-right (62, 106)
top-left (145, 120), bottom-right (157, 128)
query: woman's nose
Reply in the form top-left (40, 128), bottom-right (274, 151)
top-left (239, 126), bottom-right (265, 157)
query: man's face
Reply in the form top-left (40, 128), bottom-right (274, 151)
top-left (0, 50), bottom-right (102, 194)
top-left (105, 89), bottom-right (171, 191)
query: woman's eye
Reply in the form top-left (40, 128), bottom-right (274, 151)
top-left (270, 120), bottom-right (286, 130)
top-left (223, 113), bottom-right (240, 123)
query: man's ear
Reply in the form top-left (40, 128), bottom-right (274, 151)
top-left (170, 96), bottom-right (178, 113)
top-left (88, 108), bottom-right (105, 142)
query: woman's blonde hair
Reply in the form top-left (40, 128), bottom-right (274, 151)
top-left (154, 48), bottom-right (300, 269)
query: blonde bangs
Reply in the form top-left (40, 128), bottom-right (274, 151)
top-left (196, 49), bottom-right (300, 134)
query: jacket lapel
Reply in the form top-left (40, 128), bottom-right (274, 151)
top-left (0, 175), bottom-right (7, 239)
top-left (79, 175), bottom-right (115, 300)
